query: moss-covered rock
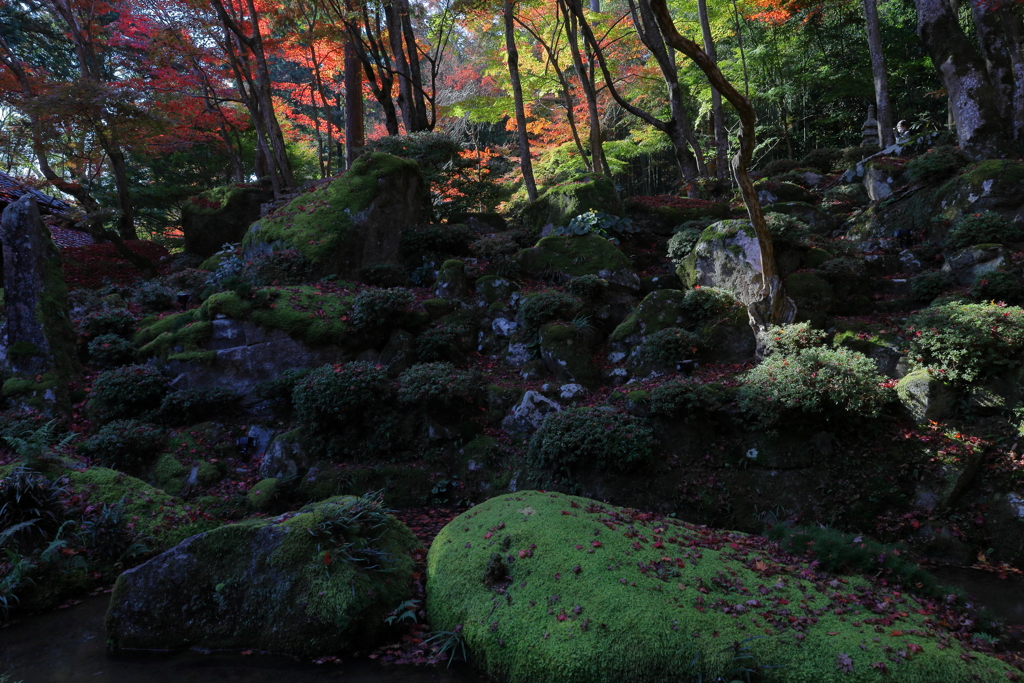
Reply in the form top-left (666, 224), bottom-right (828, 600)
top-left (242, 153), bottom-right (429, 278)
top-left (182, 183), bottom-right (273, 258)
top-left (785, 271), bottom-right (834, 327)
top-left (609, 290), bottom-right (689, 349)
top-left (539, 323), bottom-right (601, 388)
top-left (678, 220), bottom-right (764, 305)
top-left (897, 369), bottom-right (957, 422)
top-left (512, 234), bottom-right (638, 292)
top-left (755, 180), bottom-right (814, 204)
top-left (247, 477), bottom-right (280, 510)
top-left (520, 176), bottom-right (622, 230)
top-left (476, 275), bottom-right (519, 304)
top-left (427, 491), bottom-right (1014, 683)
top-left (106, 494), bottom-right (417, 656)
top-left (435, 259), bottom-right (469, 300)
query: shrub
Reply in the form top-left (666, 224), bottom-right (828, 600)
top-left (519, 292), bottom-right (582, 330)
top-left (649, 379), bottom-right (730, 418)
top-left (842, 145), bottom-right (881, 164)
top-left (77, 307), bottom-right (139, 339)
top-left (397, 362), bottom-right (480, 411)
top-left (87, 334), bottom-right (137, 367)
top-left (667, 229), bottom-right (700, 267)
top-left (971, 270), bottom-right (1024, 304)
top-left (416, 315), bottom-right (477, 363)
top-left (0, 465), bottom-right (68, 552)
top-left (764, 212), bottom-right (810, 249)
top-left (798, 147), bottom-right (843, 173)
top-left (631, 328), bottom-right (701, 371)
top-left (156, 387), bottom-right (238, 426)
top-left (554, 211), bottom-right (637, 240)
top-left (906, 301), bottom-right (1024, 383)
top-left (79, 419), bottom-right (166, 472)
top-left (679, 287), bottom-right (739, 325)
top-left (470, 233), bottom-right (521, 260)
top-left (528, 408), bottom-right (654, 476)
top-left (566, 274), bottom-right (608, 300)
top-left (360, 264), bottom-right (409, 288)
top-left (130, 281), bottom-right (177, 312)
top-left (88, 364), bottom-right (171, 420)
top-left (249, 248), bottom-right (315, 286)
top-left (739, 345), bottom-right (890, 426)
top-left (905, 145), bottom-right (971, 184)
top-left (910, 270), bottom-right (957, 302)
top-left (761, 322), bottom-right (827, 355)
top-left (401, 223), bottom-right (474, 257)
top-left (351, 287), bottom-right (415, 330)
top-left (255, 368), bottom-right (312, 407)
top-left (762, 158), bottom-right (798, 176)
top-left (945, 210), bottom-right (1024, 252)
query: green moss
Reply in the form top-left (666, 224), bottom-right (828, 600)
top-left (476, 276), bottom-right (519, 304)
top-left (610, 290), bottom-right (688, 344)
top-left (2, 372), bottom-right (60, 408)
top-left (802, 248), bottom-right (832, 269)
top-left (138, 320), bottom-right (212, 359)
top-left (515, 234), bottom-right (632, 278)
top-left (151, 453), bottom-right (190, 495)
top-left (247, 478), bottom-right (280, 510)
top-left (167, 350), bottom-right (218, 365)
top-left (186, 184), bottom-right (261, 216)
top-left (423, 298), bottom-right (457, 319)
top-left (7, 340), bottom-right (43, 358)
top-left (200, 290), bottom-right (254, 320)
top-left (427, 491), bottom-right (1015, 683)
top-left (698, 219), bottom-right (756, 244)
top-left (198, 253), bottom-right (223, 271)
top-left (958, 160), bottom-right (1024, 193)
top-left (64, 467), bottom-right (218, 547)
top-left (135, 310), bottom-right (202, 346)
top-left (243, 153), bottom-right (420, 266)
top-left (297, 463), bottom-right (436, 508)
top-left (540, 322), bottom-right (576, 343)
top-left (520, 176), bottom-right (622, 230)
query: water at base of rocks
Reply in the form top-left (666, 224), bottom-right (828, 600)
top-left (1, 596), bottom-right (482, 683)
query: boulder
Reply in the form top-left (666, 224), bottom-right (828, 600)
top-left (258, 429), bottom-right (307, 480)
top-left (678, 220), bottom-right (763, 305)
top-left (0, 196), bottom-right (80, 414)
top-left (435, 259), bottom-right (469, 300)
top-left (784, 271), bottom-right (834, 327)
top-left (754, 180), bottom-right (814, 204)
top-left (520, 176), bottom-right (622, 230)
top-left (863, 163), bottom-right (900, 201)
top-left (608, 290), bottom-right (689, 350)
top-left (242, 153), bottom-right (429, 278)
top-left (182, 184), bottom-right (273, 258)
top-left (476, 275), bottom-right (519, 304)
top-left (501, 390), bottom-right (561, 434)
top-left (697, 309), bottom-right (757, 364)
top-left (766, 201), bottom-right (835, 234)
top-left (106, 496), bottom-right (417, 657)
top-left (512, 234), bottom-right (639, 292)
top-left (539, 323), bottom-right (601, 389)
top-left (942, 244), bottom-right (1008, 286)
top-left (897, 368), bottom-right (956, 422)
top-left (426, 491), bottom-right (1015, 683)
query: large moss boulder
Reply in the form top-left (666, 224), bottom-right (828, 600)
top-left (243, 153), bottom-right (429, 278)
top-left (678, 220), bottom-right (764, 305)
top-left (609, 290), bottom-right (690, 350)
top-left (897, 369), bottom-right (957, 422)
top-left (182, 183), bottom-right (273, 258)
top-left (106, 495), bottom-right (417, 656)
top-left (512, 234), bottom-right (639, 291)
top-left (539, 322), bottom-right (601, 388)
top-left (427, 491), bottom-right (1015, 683)
top-left (520, 176), bottom-right (622, 230)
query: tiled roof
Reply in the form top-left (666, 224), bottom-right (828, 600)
top-left (0, 170), bottom-right (72, 214)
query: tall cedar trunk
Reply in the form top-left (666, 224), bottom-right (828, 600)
top-left (344, 39), bottom-right (365, 167)
top-left (560, 1), bottom-right (608, 176)
top-left (342, 3), bottom-right (400, 136)
top-left (107, 149), bottom-right (136, 241)
top-left (648, 0), bottom-right (794, 332)
top-left (697, 0), bottom-right (728, 181)
top-left (504, 0), bottom-right (538, 201)
top-left (914, 0), bottom-right (1009, 157)
top-left (863, 0), bottom-right (895, 146)
top-left (398, 0), bottom-right (430, 130)
top-left (223, 31), bottom-right (280, 195)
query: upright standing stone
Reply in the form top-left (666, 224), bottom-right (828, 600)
top-left (861, 105), bottom-right (881, 147)
top-left (1, 196), bottom-right (80, 413)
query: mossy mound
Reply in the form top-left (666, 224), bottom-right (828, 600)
top-left (182, 183), bottom-right (272, 258)
top-left (609, 290), bottom-right (689, 347)
top-left (106, 495), bottom-right (418, 657)
top-left (512, 234), bottom-right (638, 291)
top-left (242, 153), bottom-right (428, 277)
top-left (520, 176), bottom-right (622, 230)
top-left (426, 491), bottom-right (1014, 683)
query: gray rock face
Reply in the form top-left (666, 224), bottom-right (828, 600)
top-left (170, 319), bottom-right (347, 406)
top-left (0, 196), bottom-right (79, 412)
top-left (942, 244), bottom-right (1007, 285)
top-left (864, 165), bottom-right (895, 201)
top-left (691, 227), bottom-right (764, 306)
top-left (897, 369), bottom-right (956, 422)
top-left (258, 430), bottom-right (306, 480)
top-left (105, 497), bottom-right (417, 657)
top-left (435, 260), bottom-right (469, 300)
top-left (502, 390), bottom-right (562, 434)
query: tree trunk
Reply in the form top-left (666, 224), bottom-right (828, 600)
top-left (697, 0), bottom-right (728, 181)
top-left (504, 0), bottom-right (538, 202)
top-left (648, 0), bottom-right (794, 332)
top-left (560, 1), bottom-right (607, 176)
top-left (386, 0), bottom-right (416, 133)
top-left (107, 148), bottom-right (136, 241)
top-left (864, 0), bottom-right (895, 146)
top-left (344, 39), bottom-right (365, 168)
top-left (914, 0), bottom-right (1009, 158)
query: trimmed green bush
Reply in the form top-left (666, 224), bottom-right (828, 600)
top-left (89, 365), bottom-right (171, 420)
top-left (397, 362), bottom-right (479, 410)
top-left (762, 158), bottom-right (799, 176)
top-left (416, 315), bottom-right (477, 363)
top-left (905, 145), bottom-right (971, 184)
top-left (631, 328), bottom-right (702, 371)
top-left (649, 378), bottom-right (730, 418)
top-left (350, 287), bottom-right (415, 330)
top-left (79, 419), bottom-right (166, 472)
top-left (519, 292), bottom-right (582, 330)
top-left (528, 408), bottom-right (653, 476)
top-left (156, 387), bottom-right (238, 426)
top-left (130, 281), bottom-right (177, 312)
top-left (761, 322), bottom-right (827, 355)
top-left (77, 307), bottom-right (139, 339)
top-left (360, 263), bottom-right (409, 288)
top-left (946, 211), bottom-right (1024, 252)
top-left (566, 274), bottom-right (608, 300)
top-left (739, 345), bottom-right (889, 426)
top-left (971, 270), bottom-right (1024, 304)
top-left (907, 301), bottom-right (1024, 384)
top-left (798, 147), bottom-right (842, 173)
top-left (401, 223), bottom-right (474, 257)
top-left (87, 334), bottom-right (137, 367)
top-left (910, 270), bottom-right (957, 302)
